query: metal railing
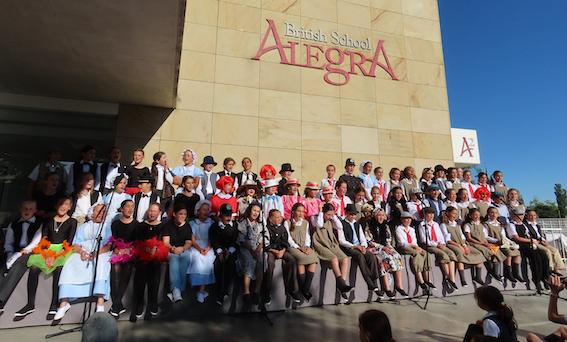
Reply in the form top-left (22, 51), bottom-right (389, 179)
top-left (540, 218), bottom-right (567, 264)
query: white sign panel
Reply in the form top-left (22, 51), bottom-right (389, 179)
top-left (451, 128), bottom-right (481, 167)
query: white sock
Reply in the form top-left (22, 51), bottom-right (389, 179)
top-left (96, 305), bottom-right (105, 313)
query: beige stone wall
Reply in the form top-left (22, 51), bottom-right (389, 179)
top-left (131, 0), bottom-right (453, 184)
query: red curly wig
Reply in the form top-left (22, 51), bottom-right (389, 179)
top-left (474, 186), bottom-right (491, 201)
top-left (260, 164), bottom-right (276, 180)
top-left (216, 175), bottom-right (235, 192)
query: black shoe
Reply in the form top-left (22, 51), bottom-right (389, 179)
top-left (386, 290), bottom-right (396, 300)
top-left (426, 281), bottom-right (436, 290)
top-left (374, 288), bottom-right (385, 300)
top-left (447, 279), bottom-right (459, 291)
top-left (48, 303), bottom-right (58, 315)
top-left (15, 304), bottom-right (35, 317)
top-left (290, 292), bottom-right (301, 303)
top-left (242, 294), bottom-right (252, 313)
top-left (302, 290), bottom-right (313, 302)
top-left (109, 308), bottom-right (120, 317)
top-left (216, 296), bottom-right (224, 306)
top-left (461, 279), bottom-right (468, 287)
top-left (135, 304), bottom-right (144, 318)
top-left (264, 293), bottom-right (271, 305)
top-left (395, 287), bottom-right (409, 298)
top-left (473, 276), bottom-right (485, 286)
top-left (252, 292), bottom-right (260, 305)
top-left (419, 282), bottom-right (428, 290)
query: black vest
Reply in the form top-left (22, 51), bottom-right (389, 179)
top-left (341, 220), bottom-right (363, 245)
top-left (72, 162), bottom-right (98, 187)
top-left (134, 192), bottom-right (160, 219)
top-left (514, 222), bottom-right (539, 249)
top-left (10, 218), bottom-right (42, 252)
top-left (100, 162), bottom-right (126, 190)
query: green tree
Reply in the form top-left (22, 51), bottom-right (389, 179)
top-left (528, 197), bottom-right (560, 218)
top-left (555, 184), bottom-right (567, 218)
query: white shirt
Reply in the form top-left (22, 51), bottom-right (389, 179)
top-left (440, 221), bottom-right (466, 243)
top-left (202, 170), bottom-right (216, 196)
top-left (312, 212), bottom-right (342, 230)
top-left (463, 220), bottom-right (482, 234)
top-left (155, 164), bottom-right (173, 191)
top-left (318, 178), bottom-right (336, 199)
top-left (72, 191), bottom-right (103, 219)
top-left (332, 194), bottom-right (352, 219)
top-left (376, 180), bottom-right (389, 202)
top-left (482, 312), bottom-right (501, 338)
top-left (4, 217), bottom-right (40, 255)
top-left (461, 181), bottom-right (477, 202)
top-left (135, 191), bottom-right (160, 222)
top-left (506, 220), bottom-right (521, 238)
top-left (419, 220), bottom-right (446, 247)
top-left (336, 218), bottom-right (366, 249)
top-left (283, 218), bottom-right (312, 248)
top-left (407, 200), bottom-right (423, 221)
top-left (526, 220), bottom-right (544, 240)
top-left (491, 203), bottom-right (510, 224)
top-left (100, 162), bottom-right (122, 191)
top-left (395, 225), bottom-right (417, 248)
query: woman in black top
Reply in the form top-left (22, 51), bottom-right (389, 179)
top-left (109, 199), bottom-right (138, 317)
top-left (174, 175), bottom-right (201, 221)
top-left (22, 197), bottom-right (76, 318)
top-left (124, 149), bottom-right (151, 196)
top-left (131, 203), bottom-right (168, 321)
top-left (162, 204), bottom-right (193, 303)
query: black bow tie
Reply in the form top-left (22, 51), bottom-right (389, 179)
top-left (20, 220), bottom-right (32, 224)
top-left (110, 164), bottom-right (118, 168)
top-left (142, 194), bottom-right (150, 198)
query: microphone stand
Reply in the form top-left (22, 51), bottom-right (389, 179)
top-left (411, 193), bottom-right (457, 310)
top-left (47, 182), bottom-right (117, 338)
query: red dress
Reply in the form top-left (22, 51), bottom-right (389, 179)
top-left (210, 193), bottom-right (238, 218)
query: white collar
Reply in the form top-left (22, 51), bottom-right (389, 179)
top-left (19, 216), bottom-right (36, 223)
top-left (292, 218), bottom-right (303, 225)
top-left (218, 193), bottom-right (232, 199)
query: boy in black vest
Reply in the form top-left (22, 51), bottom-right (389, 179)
top-left (99, 147), bottom-right (126, 195)
top-left (235, 157), bottom-right (261, 190)
top-left (200, 156), bottom-right (219, 200)
top-left (69, 145), bottom-right (99, 193)
top-left (0, 200), bottom-right (42, 314)
top-left (133, 177), bottom-right (160, 223)
top-left (209, 204), bottom-right (239, 306)
top-left (337, 204), bottom-right (381, 295)
top-left (506, 207), bottom-right (549, 294)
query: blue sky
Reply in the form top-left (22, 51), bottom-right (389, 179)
top-left (437, 1), bottom-right (567, 204)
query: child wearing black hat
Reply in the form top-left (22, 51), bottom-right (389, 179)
top-left (209, 203), bottom-right (239, 306)
top-left (277, 163), bottom-right (294, 196)
top-left (199, 155), bottom-right (219, 200)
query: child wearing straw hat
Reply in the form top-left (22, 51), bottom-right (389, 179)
top-left (282, 178), bottom-right (307, 220)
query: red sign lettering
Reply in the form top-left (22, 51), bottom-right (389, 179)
top-left (252, 19), bottom-right (398, 86)
top-left (460, 137), bottom-right (474, 157)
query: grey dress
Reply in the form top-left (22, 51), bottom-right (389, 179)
top-left (441, 221), bottom-right (487, 265)
top-left (236, 219), bottom-right (269, 280)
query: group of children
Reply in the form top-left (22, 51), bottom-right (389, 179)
top-left (0, 148), bottom-right (562, 328)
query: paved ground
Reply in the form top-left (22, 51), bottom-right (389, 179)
top-left (0, 290), bottom-right (563, 341)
